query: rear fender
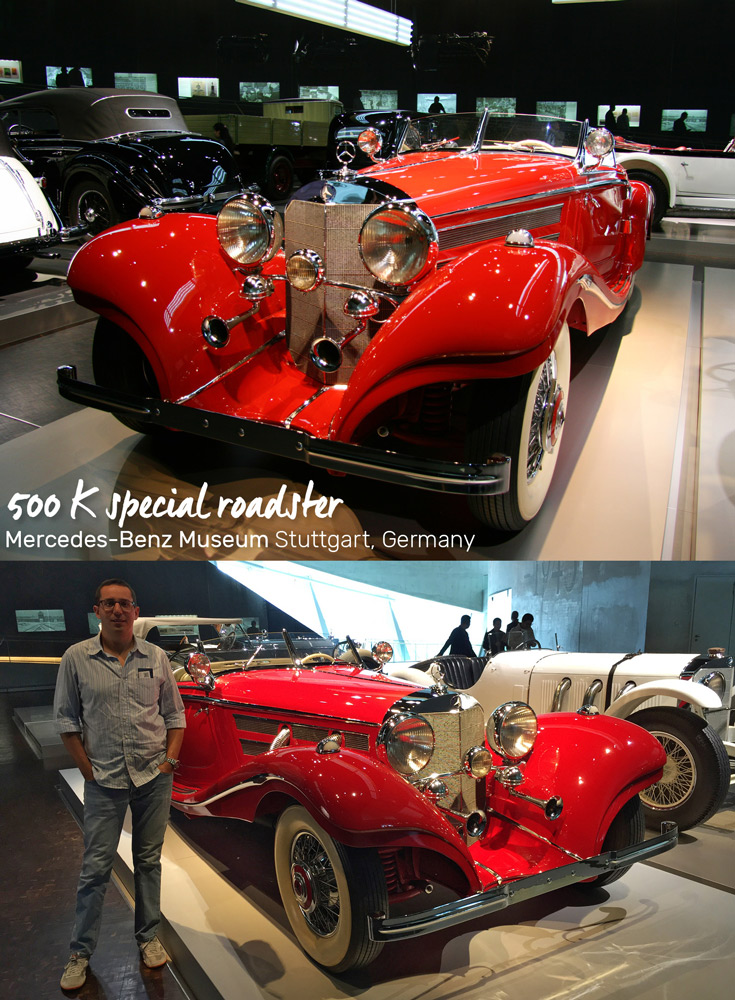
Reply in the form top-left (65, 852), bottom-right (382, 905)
top-left (67, 214), bottom-right (285, 399)
top-left (192, 746), bottom-right (478, 886)
top-left (489, 713), bottom-right (666, 858)
top-left (333, 241), bottom-right (622, 441)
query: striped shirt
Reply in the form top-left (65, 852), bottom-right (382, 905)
top-left (54, 634), bottom-right (186, 788)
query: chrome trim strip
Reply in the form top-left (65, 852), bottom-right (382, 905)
top-left (284, 385), bottom-right (336, 428)
top-left (439, 202), bottom-right (564, 236)
top-left (173, 331), bottom-right (286, 404)
top-left (577, 273), bottom-right (633, 309)
top-left (182, 772), bottom-right (284, 807)
top-left (181, 692), bottom-right (381, 729)
top-left (491, 808), bottom-right (583, 861)
top-left (433, 176), bottom-right (627, 222)
top-left (474, 860), bottom-right (503, 885)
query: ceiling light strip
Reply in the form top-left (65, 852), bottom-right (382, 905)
top-left (235, 0), bottom-right (412, 45)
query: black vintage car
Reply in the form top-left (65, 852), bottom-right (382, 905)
top-left (327, 108), bottom-right (421, 168)
top-left (0, 88), bottom-right (243, 233)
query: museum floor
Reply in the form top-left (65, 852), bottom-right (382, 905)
top-left (1, 216), bottom-right (734, 562)
top-left (2, 686), bottom-right (735, 1000)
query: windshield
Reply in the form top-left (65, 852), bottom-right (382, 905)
top-left (398, 112), bottom-right (583, 155)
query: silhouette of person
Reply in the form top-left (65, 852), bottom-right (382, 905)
top-left (673, 111), bottom-right (689, 135)
top-left (482, 618), bottom-right (507, 657)
top-left (438, 614), bottom-right (474, 656)
top-left (604, 105), bottom-right (617, 130)
top-left (55, 67), bottom-right (70, 88)
top-left (213, 122), bottom-right (235, 153)
top-left (617, 108), bottom-right (630, 130)
top-left (428, 96), bottom-right (446, 114)
top-left (67, 66), bottom-right (85, 87)
top-left (508, 613), bottom-right (541, 650)
top-left (505, 610), bottom-right (520, 634)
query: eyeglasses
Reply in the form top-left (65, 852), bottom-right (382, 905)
top-left (97, 598), bottom-right (136, 610)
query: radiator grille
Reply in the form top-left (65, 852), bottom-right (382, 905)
top-left (414, 699), bottom-right (485, 817)
top-left (284, 199), bottom-right (376, 384)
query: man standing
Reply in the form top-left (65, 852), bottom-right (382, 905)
top-left (54, 579), bottom-right (185, 991)
top-left (438, 614), bottom-right (475, 657)
top-left (481, 618), bottom-right (507, 657)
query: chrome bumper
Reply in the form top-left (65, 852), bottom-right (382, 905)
top-left (368, 822), bottom-right (678, 942)
top-left (57, 365), bottom-right (511, 496)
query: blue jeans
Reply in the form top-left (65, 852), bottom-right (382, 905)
top-left (71, 771), bottom-right (173, 957)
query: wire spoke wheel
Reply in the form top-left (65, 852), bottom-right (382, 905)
top-left (640, 731), bottom-right (695, 809)
top-left (290, 831), bottom-right (341, 937)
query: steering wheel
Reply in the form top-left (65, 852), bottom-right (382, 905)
top-left (512, 138), bottom-right (557, 153)
top-left (301, 653), bottom-right (335, 665)
top-left (219, 631), bottom-right (236, 650)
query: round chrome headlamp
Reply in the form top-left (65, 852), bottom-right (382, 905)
top-left (286, 249), bottom-right (324, 291)
top-left (700, 670), bottom-right (726, 700)
top-left (217, 194), bottom-right (282, 267)
top-left (464, 745), bottom-right (493, 779)
top-left (372, 640), bottom-right (394, 664)
top-left (357, 128), bottom-right (383, 160)
top-left (585, 128), bottom-right (614, 159)
top-left (379, 713), bottom-right (434, 775)
top-left (359, 202), bottom-right (437, 286)
top-left (487, 701), bottom-right (538, 760)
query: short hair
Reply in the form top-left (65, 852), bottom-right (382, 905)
top-left (521, 613), bottom-right (534, 623)
top-left (460, 614), bottom-right (471, 626)
top-left (95, 578), bottom-right (137, 606)
top-left (493, 617), bottom-right (502, 626)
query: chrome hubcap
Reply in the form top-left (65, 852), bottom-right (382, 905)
top-left (527, 352), bottom-right (563, 481)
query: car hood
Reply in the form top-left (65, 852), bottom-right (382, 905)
top-left (359, 150), bottom-right (583, 217)
top-left (188, 665), bottom-right (424, 726)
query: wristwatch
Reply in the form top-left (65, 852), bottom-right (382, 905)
top-left (164, 756), bottom-right (180, 770)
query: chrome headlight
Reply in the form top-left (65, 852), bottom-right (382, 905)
top-left (378, 713), bottom-right (435, 775)
top-left (357, 128), bottom-right (383, 160)
top-left (487, 701), bottom-right (537, 760)
top-left (217, 193), bottom-right (283, 267)
top-left (700, 670), bottom-right (726, 700)
top-left (359, 202), bottom-right (438, 286)
top-left (585, 128), bottom-right (614, 158)
top-left (286, 248), bottom-right (324, 291)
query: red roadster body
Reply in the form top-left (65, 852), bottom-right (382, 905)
top-left (169, 640), bottom-right (676, 972)
top-left (60, 112), bottom-right (652, 530)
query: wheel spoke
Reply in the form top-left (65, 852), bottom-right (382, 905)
top-left (640, 731), bottom-right (696, 809)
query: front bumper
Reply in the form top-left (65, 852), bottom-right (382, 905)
top-left (368, 821), bottom-right (678, 942)
top-left (57, 365), bottom-right (511, 496)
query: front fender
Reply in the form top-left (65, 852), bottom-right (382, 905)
top-left (66, 214), bottom-right (285, 399)
top-left (619, 153), bottom-right (676, 207)
top-left (210, 746), bottom-right (479, 887)
top-left (489, 713), bottom-right (665, 858)
top-left (604, 678), bottom-right (723, 717)
top-left (332, 241), bottom-right (621, 441)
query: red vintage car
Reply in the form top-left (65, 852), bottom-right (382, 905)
top-left (59, 112), bottom-right (652, 531)
top-left (170, 636), bottom-right (676, 973)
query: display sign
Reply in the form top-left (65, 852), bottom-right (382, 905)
top-left (46, 66), bottom-right (93, 88)
top-left (178, 77), bottom-right (220, 99)
top-left (0, 59), bottom-right (22, 83)
top-left (358, 90), bottom-right (399, 111)
top-left (597, 104), bottom-right (640, 129)
top-left (114, 72), bottom-right (159, 93)
top-left (537, 101), bottom-right (578, 121)
top-left (16, 610), bottom-right (66, 632)
top-left (417, 93), bottom-right (457, 114)
top-left (299, 85), bottom-right (339, 101)
top-left (476, 97), bottom-right (516, 115)
top-left (661, 109), bottom-right (708, 133)
top-left (239, 81), bottom-right (280, 102)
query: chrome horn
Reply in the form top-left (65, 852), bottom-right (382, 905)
top-left (310, 290), bottom-right (380, 373)
top-left (496, 765), bottom-right (564, 821)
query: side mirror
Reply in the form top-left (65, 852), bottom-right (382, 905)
top-left (186, 651), bottom-right (215, 691)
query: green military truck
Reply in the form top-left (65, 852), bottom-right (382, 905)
top-left (184, 98), bottom-right (342, 199)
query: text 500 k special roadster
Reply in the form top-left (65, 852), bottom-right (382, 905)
top-left (170, 636), bottom-right (676, 972)
top-left (59, 113), bottom-right (652, 530)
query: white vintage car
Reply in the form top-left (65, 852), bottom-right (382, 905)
top-left (0, 120), bottom-right (64, 272)
top-left (615, 135), bottom-right (735, 224)
top-left (389, 647), bottom-right (733, 831)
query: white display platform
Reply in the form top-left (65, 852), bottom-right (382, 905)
top-left (59, 769), bottom-right (735, 1000)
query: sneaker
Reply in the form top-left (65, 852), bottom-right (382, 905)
top-left (139, 936), bottom-right (168, 968)
top-left (60, 953), bottom-right (89, 990)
